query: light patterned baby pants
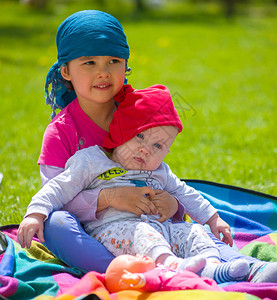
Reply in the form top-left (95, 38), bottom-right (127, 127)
top-left (91, 215), bottom-right (219, 260)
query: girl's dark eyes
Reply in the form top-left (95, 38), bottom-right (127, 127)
top-left (84, 59), bottom-right (120, 65)
top-left (84, 61), bottom-right (95, 65)
top-left (110, 59), bottom-right (120, 64)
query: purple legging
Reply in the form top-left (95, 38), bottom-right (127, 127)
top-left (44, 211), bottom-right (258, 273)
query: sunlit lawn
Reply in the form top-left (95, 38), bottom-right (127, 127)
top-left (0, 0), bottom-right (276, 225)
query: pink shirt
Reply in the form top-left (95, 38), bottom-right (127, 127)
top-left (38, 98), bottom-right (107, 168)
top-left (38, 98), bottom-right (107, 221)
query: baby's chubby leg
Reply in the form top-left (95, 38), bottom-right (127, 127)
top-left (207, 231), bottom-right (277, 282)
top-left (92, 218), bottom-right (172, 258)
top-left (136, 218), bottom-right (207, 273)
top-left (92, 217), bottom-right (205, 273)
top-left (168, 221), bottom-right (250, 283)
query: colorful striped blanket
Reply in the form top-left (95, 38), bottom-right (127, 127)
top-left (1, 180), bottom-right (277, 300)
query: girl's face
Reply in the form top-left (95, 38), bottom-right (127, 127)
top-left (61, 56), bottom-right (126, 106)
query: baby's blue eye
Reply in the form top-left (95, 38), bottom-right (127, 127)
top-left (137, 133), bottom-right (144, 139)
top-left (154, 143), bottom-right (162, 149)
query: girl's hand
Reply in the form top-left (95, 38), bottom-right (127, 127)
top-left (17, 213), bottom-right (46, 249)
top-left (119, 270), bottom-right (146, 289)
top-left (98, 186), bottom-right (158, 216)
top-left (152, 190), bottom-right (178, 223)
top-left (206, 213), bottom-right (233, 247)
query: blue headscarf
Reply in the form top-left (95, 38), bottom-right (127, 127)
top-left (45, 10), bottom-right (130, 118)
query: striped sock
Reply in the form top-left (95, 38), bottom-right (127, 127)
top-left (200, 259), bottom-right (249, 284)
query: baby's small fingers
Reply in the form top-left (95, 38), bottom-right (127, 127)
top-left (17, 229), bottom-right (26, 248)
top-left (140, 199), bottom-right (158, 215)
top-left (37, 229), bottom-right (45, 243)
top-left (155, 214), bottom-right (167, 223)
top-left (212, 229), bottom-right (220, 240)
top-left (24, 229), bottom-right (36, 249)
top-left (222, 231), bottom-right (233, 246)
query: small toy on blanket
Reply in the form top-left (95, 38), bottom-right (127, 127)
top-left (104, 254), bottom-right (224, 293)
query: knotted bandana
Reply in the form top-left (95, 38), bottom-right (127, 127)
top-left (45, 10), bottom-right (130, 118)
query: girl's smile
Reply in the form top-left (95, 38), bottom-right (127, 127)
top-left (93, 83), bottom-right (113, 90)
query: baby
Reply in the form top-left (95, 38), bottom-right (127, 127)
top-left (19, 84), bottom-right (249, 284)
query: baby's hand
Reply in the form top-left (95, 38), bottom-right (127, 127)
top-left (206, 213), bottom-right (233, 247)
top-left (17, 213), bottom-right (46, 249)
top-left (99, 186), bottom-right (158, 216)
top-left (119, 270), bottom-right (146, 289)
top-left (152, 190), bottom-right (178, 223)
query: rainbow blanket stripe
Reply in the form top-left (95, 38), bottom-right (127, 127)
top-left (1, 180), bottom-right (277, 300)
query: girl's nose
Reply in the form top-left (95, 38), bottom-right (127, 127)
top-left (97, 65), bottom-right (110, 78)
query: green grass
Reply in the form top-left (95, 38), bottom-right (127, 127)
top-left (0, 0), bottom-right (276, 225)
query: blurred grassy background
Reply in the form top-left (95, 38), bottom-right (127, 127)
top-left (0, 0), bottom-right (276, 225)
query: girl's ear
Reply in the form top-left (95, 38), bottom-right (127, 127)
top-left (60, 64), bottom-right (71, 81)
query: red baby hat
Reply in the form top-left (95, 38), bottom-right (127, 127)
top-left (104, 84), bottom-right (183, 150)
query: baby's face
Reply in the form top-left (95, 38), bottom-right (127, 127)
top-left (112, 126), bottom-right (178, 171)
